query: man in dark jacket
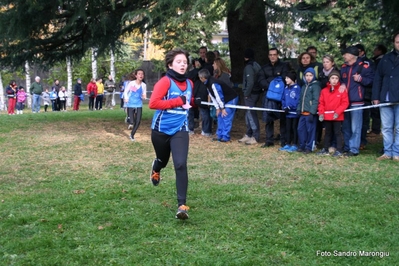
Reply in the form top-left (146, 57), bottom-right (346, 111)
top-left (355, 43), bottom-right (377, 148)
top-left (73, 78), bottom-right (82, 111)
top-left (372, 32), bottom-right (399, 161)
top-left (340, 46), bottom-right (374, 156)
top-left (238, 48), bottom-right (262, 145)
top-left (257, 48), bottom-right (291, 147)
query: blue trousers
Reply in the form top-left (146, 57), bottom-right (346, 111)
top-left (343, 107), bottom-right (363, 154)
top-left (32, 94), bottom-right (41, 112)
top-left (200, 107), bottom-right (212, 134)
top-left (297, 114), bottom-right (317, 151)
top-left (216, 97), bottom-right (238, 141)
top-left (244, 94), bottom-right (260, 141)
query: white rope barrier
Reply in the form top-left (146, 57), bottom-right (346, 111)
top-left (200, 101), bottom-right (399, 114)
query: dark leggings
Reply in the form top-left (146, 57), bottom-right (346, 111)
top-left (324, 121), bottom-right (343, 152)
top-left (60, 100), bottom-right (66, 111)
top-left (89, 97), bottom-right (95, 110)
top-left (95, 94), bottom-right (103, 109)
top-left (151, 130), bottom-right (189, 206)
top-left (286, 117), bottom-right (299, 145)
top-left (127, 107), bottom-right (142, 137)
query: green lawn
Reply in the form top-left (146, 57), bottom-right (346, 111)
top-left (0, 107), bottom-right (398, 265)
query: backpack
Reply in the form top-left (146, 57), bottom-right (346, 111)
top-left (266, 76), bottom-right (285, 101)
top-left (50, 91), bottom-right (57, 100)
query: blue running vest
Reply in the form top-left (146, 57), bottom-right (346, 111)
top-left (151, 78), bottom-right (192, 135)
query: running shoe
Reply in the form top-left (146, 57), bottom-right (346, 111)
top-left (150, 159), bottom-right (161, 186)
top-left (175, 205), bottom-right (190, 220)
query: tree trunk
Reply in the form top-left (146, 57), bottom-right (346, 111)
top-left (110, 48), bottom-right (116, 107)
top-left (91, 48), bottom-right (98, 80)
top-left (66, 57), bottom-right (72, 107)
top-left (110, 48), bottom-right (116, 80)
top-left (227, 0), bottom-right (269, 84)
top-left (25, 61), bottom-right (31, 108)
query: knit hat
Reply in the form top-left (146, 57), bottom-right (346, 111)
top-left (355, 44), bottom-right (365, 52)
top-left (328, 70), bottom-right (341, 79)
top-left (77, 78), bottom-right (81, 82)
top-left (303, 67), bottom-right (316, 83)
top-left (286, 71), bottom-right (297, 82)
top-left (244, 48), bottom-right (255, 59)
top-left (342, 46), bottom-right (359, 56)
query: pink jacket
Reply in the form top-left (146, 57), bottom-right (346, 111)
top-left (17, 90), bottom-right (27, 103)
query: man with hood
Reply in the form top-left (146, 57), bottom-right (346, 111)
top-left (340, 46), bottom-right (374, 156)
top-left (238, 48), bottom-right (262, 145)
top-left (296, 67), bottom-right (321, 154)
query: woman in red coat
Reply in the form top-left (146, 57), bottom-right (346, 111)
top-left (317, 70), bottom-right (349, 157)
top-left (6, 80), bottom-right (18, 115)
top-left (86, 78), bottom-right (97, 111)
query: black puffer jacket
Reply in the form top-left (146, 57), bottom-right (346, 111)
top-left (257, 60), bottom-right (291, 91)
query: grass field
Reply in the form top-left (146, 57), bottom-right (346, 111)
top-left (0, 106), bottom-right (398, 265)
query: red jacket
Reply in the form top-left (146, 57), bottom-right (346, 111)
top-left (318, 82), bottom-right (349, 121)
top-left (87, 81), bottom-right (98, 98)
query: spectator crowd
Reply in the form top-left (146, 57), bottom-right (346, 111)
top-left (3, 32), bottom-right (399, 162)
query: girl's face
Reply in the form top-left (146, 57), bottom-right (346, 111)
top-left (329, 75), bottom-right (339, 86)
top-left (323, 58), bottom-right (334, 70)
top-left (136, 71), bottom-right (144, 81)
top-left (169, 54), bottom-right (188, 74)
top-left (301, 54), bottom-right (311, 66)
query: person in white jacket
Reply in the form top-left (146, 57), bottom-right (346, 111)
top-left (58, 86), bottom-right (68, 111)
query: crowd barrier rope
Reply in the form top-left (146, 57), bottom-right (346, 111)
top-left (199, 101), bottom-right (399, 115)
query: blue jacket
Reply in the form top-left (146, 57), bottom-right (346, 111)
top-left (340, 58), bottom-right (374, 104)
top-left (282, 83), bottom-right (301, 118)
top-left (372, 50), bottom-right (399, 103)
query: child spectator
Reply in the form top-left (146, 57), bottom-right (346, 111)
top-left (280, 71), bottom-right (301, 152)
top-left (6, 80), bottom-right (17, 115)
top-left (123, 69), bottom-right (147, 141)
top-left (50, 87), bottom-right (58, 111)
top-left (317, 70), bottom-right (349, 157)
top-left (16, 86), bottom-right (27, 114)
top-left (198, 69), bottom-right (238, 142)
top-left (42, 88), bottom-right (51, 112)
top-left (297, 68), bottom-right (321, 154)
top-left (58, 86), bottom-right (67, 111)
